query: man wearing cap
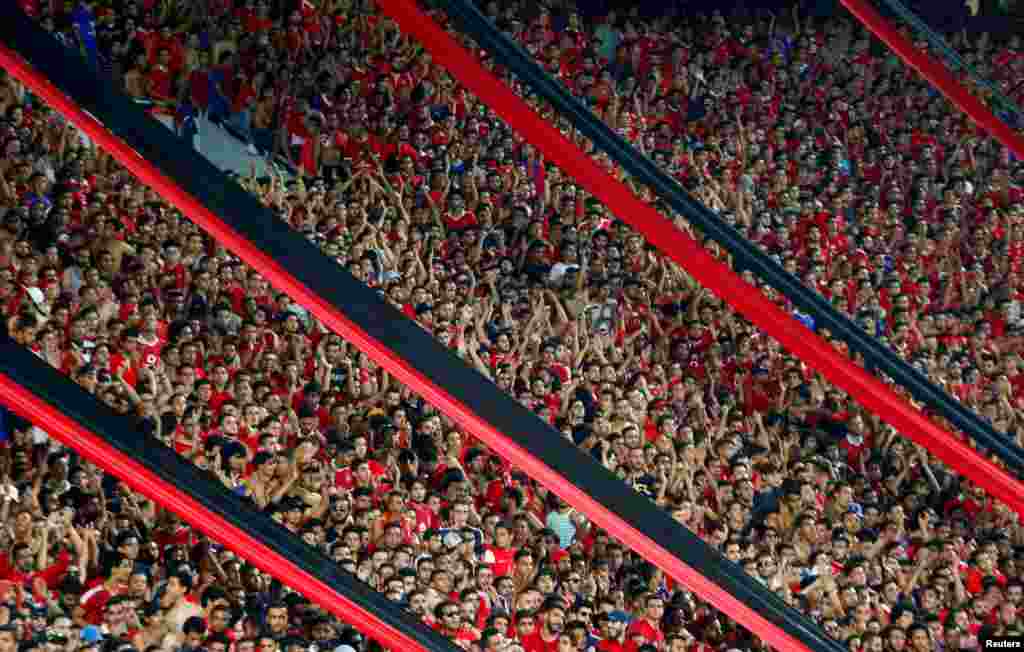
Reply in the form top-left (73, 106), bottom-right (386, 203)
top-left (594, 611), bottom-right (629, 652)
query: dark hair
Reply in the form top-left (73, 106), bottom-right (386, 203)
top-left (169, 568), bottom-right (194, 591)
top-left (183, 616), bottom-right (206, 635)
top-left (201, 585), bottom-right (228, 608)
top-left (433, 600), bottom-right (456, 620)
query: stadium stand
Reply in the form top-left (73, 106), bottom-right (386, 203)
top-left (2, 0), bottom-right (1024, 651)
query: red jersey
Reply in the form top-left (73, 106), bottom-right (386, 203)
top-left (80, 584), bottom-right (124, 625)
top-left (443, 210), bottom-right (478, 232)
top-left (481, 545), bottom-right (515, 578)
top-left (147, 65), bottom-right (174, 102)
top-left (626, 619), bottom-right (665, 647)
top-left (520, 632), bottom-right (560, 652)
top-left (0, 550), bottom-right (71, 589)
top-left (965, 567), bottom-right (1007, 595)
top-left (596, 640), bottom-right (629, 652)
top-left (138, 336), bottom-right (165, 368)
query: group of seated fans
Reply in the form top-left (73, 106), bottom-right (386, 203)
top-left (3, 0), bottom-right (1024, 651)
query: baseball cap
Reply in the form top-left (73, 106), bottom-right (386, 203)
top-left (81, 626), bottom-right (104, 644)
top-left (608, 611), bottom-right (630, 623)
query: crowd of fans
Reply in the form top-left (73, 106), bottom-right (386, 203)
top-left (2, 1), bottom-right (1024, 652)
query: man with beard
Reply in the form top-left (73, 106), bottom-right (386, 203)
top-left (264, 602), bottom-right (290, 639)
top-left (433, 600), bottom-right (479, 647)
top-left (406, 590), bottom-right (429, 623)
top-left (594, 611), bottom-right (629, 652)
top-left (521, 598), bottom-right (566, 652)
top-left (626, 594), bottom-right (666, 649)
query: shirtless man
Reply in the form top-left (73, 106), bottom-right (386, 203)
top-left (123, 52), bottom-right (150, 102)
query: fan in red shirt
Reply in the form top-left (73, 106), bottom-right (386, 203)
top-left (432, 600), bottom-right (480, 646)
top-left (17, 0), bottom-right (40, 17)
top-left (480, 521), bottom-right (516, 578)
top-left (625, 594), bottom-right (667, 649)
top-left (595, 612), bottom-right (631, 652)
top-left (80, 551), bottom-right (134, 624)
top-left (837, 415), bottom-right (873, 467)
top-left (944, 483), bottom-right (993, 520)
top-left (160, 240), bottom-right (190, 292)
top-left (244, 4), bottom-right (274, 32)
top-left (0, 539), bottom-right (73, 590)
top-left (964, 549), bottom-right (1008, 595)
top-left (146, 50), bottom-right (176, 106)
top-left (520, 598), bottom-right (566, 652)
top-left (443, 193), bottom-right (478, 233)
top-left (145, 25), bottom-right (184, 72)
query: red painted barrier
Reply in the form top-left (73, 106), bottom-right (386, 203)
top-left (840, 0), bottom-right (1024, 159)
top-left (0, 373), bottom-right (429, 652)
